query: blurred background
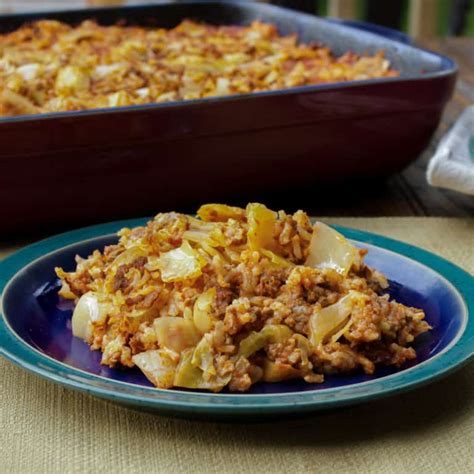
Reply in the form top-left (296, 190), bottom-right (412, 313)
top-left (1, 0), bottom-right (474, 37)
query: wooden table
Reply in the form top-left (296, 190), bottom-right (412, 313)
top-left (1, 1), bottom-right (473, 222)
top-left (407, 37), bottom-right (474, 217)
top-left (220, 37), bottom-right (474, 218)
top-left (369, 37), bottom-right (474, 218)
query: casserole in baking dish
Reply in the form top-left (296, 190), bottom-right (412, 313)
top-left (0, 1), bottom-right (456, 233)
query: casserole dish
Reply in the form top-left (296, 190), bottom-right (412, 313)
top-left (0, 1), bottom-right (457, 233)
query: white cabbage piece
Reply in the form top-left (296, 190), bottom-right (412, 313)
top-left (246, 202), bottom-right (277, 251)
top-left (71, 292), bottom-right (110, 341)
top-left (155, 241), bottom-right (204, 282)
top-left (305, 222), bottom-right (357, 276)
top-left (132, 349), bottom-right (179, 389)
top-left (154, 317), bottom-right (201, 353)
top-left (173, 346), bottom-right (231, 391)
top-left (193, 288), bottom-right (216, 334)
top-left (238, 324), bottom-right (292, 358)
top-left (309, 291), bottom-right (368, 346)
top-left (55, 66), bottom-right (90, 95)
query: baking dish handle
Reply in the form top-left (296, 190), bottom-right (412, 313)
top-left (325, 17), bottom-right (413, 45)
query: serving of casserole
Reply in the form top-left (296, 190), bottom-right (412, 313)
top-left (56, 203), bottom-right (430, 392)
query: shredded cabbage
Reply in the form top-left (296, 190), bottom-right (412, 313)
top-left (246, 203), bottom-right (277, 251)
top-left (193, 288), bottom-right (216, 334)
top-left (110, 246), bottom-right (147, 271)
top-left (197, 203), bottom-right (245, 222)
top-left (132, 349), bottom-right (179, 389)
top-left (71, 292), bottom-right (110, 340)
top-left (156, 241), bottom-right (204, 282)
top-left (238, 324), bottom-right (292, 358)
top-left (305, 222), bottom-right (357, 276)
top-left (261, 249), bottom-right (293, 268)
top-left (174, 347), bottom-right (230, 391)
top-left (262, 359), bottom-right (301, 382)
top-left (55, 65), bottom-right (90, 95)
top-left (309, 291), bottom-right (367, 346)
top-left (154, 317), bottom-right (201, 353)
top-left (184, 216), bottom-right (227, 246)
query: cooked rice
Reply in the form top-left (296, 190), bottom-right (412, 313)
top-left (56, 203), bottom-right (430, 392)
top-left (0, 19), bottom-right (398, 116)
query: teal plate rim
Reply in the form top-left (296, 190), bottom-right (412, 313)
top-left (0, 218), bottom-right (473, 416)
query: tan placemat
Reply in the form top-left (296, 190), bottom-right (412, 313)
top-left (1, 218), bottom-right (473, 474)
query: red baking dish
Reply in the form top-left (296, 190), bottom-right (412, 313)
top-left (0, 1), bottom-right (457, 233)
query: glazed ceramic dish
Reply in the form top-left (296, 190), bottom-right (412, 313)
top-left (0, 0), bottom-right (457, 233)
top-left (0, 219), bottom-right (472, 420)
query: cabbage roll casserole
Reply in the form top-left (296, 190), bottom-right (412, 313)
top-left (0, 19), bottom-right (398, 116)
top-left (56, 204), bottom-right (430, 392)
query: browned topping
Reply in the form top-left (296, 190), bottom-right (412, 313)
top-left (0, 20), bottom-right (398, 116)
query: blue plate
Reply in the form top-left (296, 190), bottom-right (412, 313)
top-left (0, 219), bottom-right (473, 419)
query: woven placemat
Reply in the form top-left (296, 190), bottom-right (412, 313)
top-left (1, 218), bottom-right (473, 474)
